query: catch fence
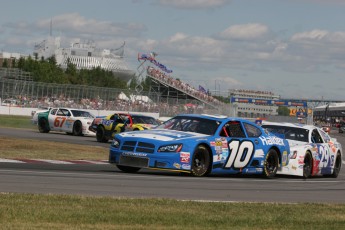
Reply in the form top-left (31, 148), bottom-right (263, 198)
top-left (0, 78), bottom-right (229, 117)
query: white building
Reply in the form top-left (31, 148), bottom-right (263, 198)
top-left (33, 37), bottom-right (134, 75)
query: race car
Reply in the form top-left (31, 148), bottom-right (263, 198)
top-left (262, 121), bottom-right (342, 178)
top-left (37, 108), bottom-right (96, 136)
top-left (109, 114), bottom-right (290, 178)
top-left (92, 113), bottom-right (160, 143)
top-left (31, 107), bottom-right (51, 125)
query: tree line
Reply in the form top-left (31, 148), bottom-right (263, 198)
top-left (2, 55), bottom-right (151, 90)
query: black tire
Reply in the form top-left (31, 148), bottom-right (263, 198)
top-left (303, 152), bottom-right (313, 179)
top-left (331, 153), bottom-right (342, 178)
top-left (263, 149), bottom-right (279, 179)
top-left (38, 118), bottom-right (49, 133)
top-left (73, 121), bottom-right (83, 136)
top-left (96, 125), bottom-right (109, 143)
top-left (191, 145), bottom-right (211, 177)
top-left (116, 165), bottom-right (141, 173)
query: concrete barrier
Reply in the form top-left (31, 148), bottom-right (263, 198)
top-left (0, 106), bottom-right (160, 119)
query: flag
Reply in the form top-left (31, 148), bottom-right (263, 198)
top-left (198, 85), bottom-right (207, 94)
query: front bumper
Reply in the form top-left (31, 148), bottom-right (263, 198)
top-left (109, 146), bottom-right (191, 171)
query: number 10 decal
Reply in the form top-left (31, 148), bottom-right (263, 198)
top-left (224, 140), bottom-right (254, 169)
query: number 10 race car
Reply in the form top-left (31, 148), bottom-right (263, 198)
top-left (109, 114), bottom-right (290, 178)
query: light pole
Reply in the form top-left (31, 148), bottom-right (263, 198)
top-left (214, 80), bottom-right (221, 96)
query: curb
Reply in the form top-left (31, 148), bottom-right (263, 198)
top-left (0, 158), bottom-right (109, 165)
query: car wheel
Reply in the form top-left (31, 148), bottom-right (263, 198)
top-left (191, 145), bottom-right (211, 177)
top-left (116, 165), bottom-right (141, 173)
top-left (73, 121), bottom-right (83, 136)
top-left (303, 152), bottom-right (312, 179)
top-left (96, 125), bottom-right (109, 143)
top-left (331, 153), bottom-right (342, 178)
top-left (38, 118), bottom-right (49, 133)
top-left (263, 149), bottom-right (278, 179)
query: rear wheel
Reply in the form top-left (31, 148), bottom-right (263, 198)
top-left (38, 118), bottom-right (49, 133)
top-left (73, 121), bottom-right (83, 136)
top-left (331, 153), bottom-right (342, 178)
top-left (96, 125), bottom-right (109, 143)
top-left (303, 152), bottom-right (312, 179)
top-left (116, 165), bottom-right (141, 173)
top-left (263, 149), bottom-right (278, 178)
top-left (191, 145), bottom-right (211, 177)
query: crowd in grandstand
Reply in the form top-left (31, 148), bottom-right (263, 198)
top-left (1, 64), bottom-right (228, 116)
top-left (230, 89), bottom-right (274, 95)
top-left (0, 93), bottom-right (209, 116)
top-left (147, 66), bottom-right (222, 107)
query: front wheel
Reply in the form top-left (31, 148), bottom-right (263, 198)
top-left (331, 153), bottom-right (342, 178)
top-left (303, 152), bottom-right (313, 179)
top-left (263, 149), bottom-right (278, 179)
top-left (73, 121), bottom-right (83, 136)
top-left (191, 145), bottom-right (211, 177)
top-left (116, 165), bottom-right (141, 173)
top-left (38, 118), bottom-right (50, 133)
top-left (96, 126), bottom-right (109, 143)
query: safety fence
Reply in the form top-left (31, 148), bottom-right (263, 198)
top-left (0, 78), bottom-right (230, 117)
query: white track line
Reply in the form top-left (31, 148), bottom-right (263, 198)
top-left (0, 158), bottom-right (25, 163)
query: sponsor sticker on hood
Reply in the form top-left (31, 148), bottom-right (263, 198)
top-left (119, 130), bottom-right (208, 141)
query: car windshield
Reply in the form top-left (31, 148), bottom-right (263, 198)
top-left (71, 110), bottom-right (94, 118)
top-left (157, 116), bottom-right (220, 135)
top-left (132, 116), bottom-right (160, 125)
top-left (262, 125), bottom-right (309, 142)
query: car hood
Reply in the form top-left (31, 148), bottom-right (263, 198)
top-left (133, 123), bottom-right (158, 129)
top-left (117, 129), bottom-right (209, 141)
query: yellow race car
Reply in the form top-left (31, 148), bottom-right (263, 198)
top-left (90, 113), bottom-right (160, 142)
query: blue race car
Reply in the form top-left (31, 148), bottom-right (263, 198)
top-left (109, 114), bottom-right (290, 178)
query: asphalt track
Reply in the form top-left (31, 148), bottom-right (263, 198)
top-left (1, 127), bottom-right (345, 203)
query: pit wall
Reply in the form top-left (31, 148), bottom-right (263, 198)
top-left (0, 106), bottom-right (160, 119)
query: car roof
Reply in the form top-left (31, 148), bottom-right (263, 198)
top-left (175, 114), bottom-right (257, 123)
top-left (262, 121), bottom-right (316, 131)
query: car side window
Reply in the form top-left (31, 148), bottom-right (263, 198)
top-left (57, 109), bottom-right (69, 116)
top-left (223, 121), bottom-right (246, 138)
top-left (311, 129), bottom-right (323, 143)
top-left (50, 109), bottom-right (57, 115)
top-left (243, 123), bottom-right (262, 137)
top-left (319, 129), bottom-right (331, 143)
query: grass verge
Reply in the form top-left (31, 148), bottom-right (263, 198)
top-left (0, 114), bottom-right (36, 130)
top-left (1, 193), bottom-right (345, 230)
top-left (0, 136), bottom-right (108, 160)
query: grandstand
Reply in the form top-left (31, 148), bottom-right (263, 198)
top-left (146, 67), bottom-right (228, 114)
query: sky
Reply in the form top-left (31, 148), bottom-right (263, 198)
top-left (1, 0), bottom-right (345, 100)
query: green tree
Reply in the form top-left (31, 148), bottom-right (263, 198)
top-left (11, 58), bottom-right (16, 68)
top-left (277, 106), bottom-right (290, 116)
top-left (2, 59), bottom-right (8, 68)
top-left (17, 56), bottom-right (128, 89)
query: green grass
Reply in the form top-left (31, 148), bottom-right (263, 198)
top-left (0, 114), bottom-right (36, 129)
top-left (0, 136), bottom-right (108, 160)
top-left (0, 193), bottom-right (345, 230)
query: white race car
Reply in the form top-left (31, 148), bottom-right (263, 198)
top-left (31, 107), bottom-right (51, 125)
top-left (37, 108), bottom-right (96, 136)
top-left (262, 121), bottom-right (342, 178)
